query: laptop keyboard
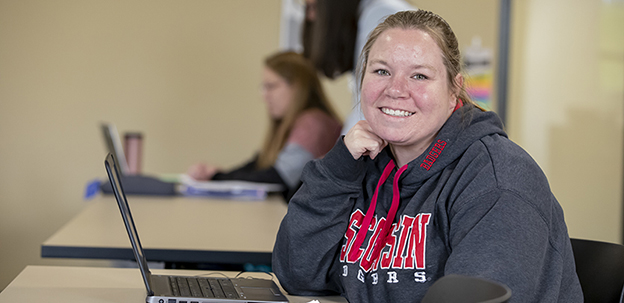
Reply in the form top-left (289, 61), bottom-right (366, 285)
top-left (169, 276), bottom-right (239, 299)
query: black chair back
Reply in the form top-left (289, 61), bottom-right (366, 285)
top-left (571, 238), bottom-right (624, 303)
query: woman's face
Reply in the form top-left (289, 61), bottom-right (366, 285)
top-left (262, 67), bottom-right (295, 120)
top-left (361, 28), bottom-right (458, 156)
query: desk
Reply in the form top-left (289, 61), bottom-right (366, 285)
top-left (0, 265), bottom-right (346, 303)
top-left (41, 195), bottom-right (288, 265)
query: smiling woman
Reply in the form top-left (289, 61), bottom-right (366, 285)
top-left (273, 10), bottom-right (583, 303)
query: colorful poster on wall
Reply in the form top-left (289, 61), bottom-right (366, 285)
top-left (463, 36), bottom-right (493, 110)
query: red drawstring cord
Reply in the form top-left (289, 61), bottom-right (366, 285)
top-left (348, 160), bottom-right (395, 261)
top-left (371, 164), bottom-right (408, 258)
top-left (348, 160), bottom-right (408, 265)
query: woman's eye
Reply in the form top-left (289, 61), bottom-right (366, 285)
top-left (374, 69), bottom-right (390, 76)
top-left (414, 74), bottom-right (428, 80)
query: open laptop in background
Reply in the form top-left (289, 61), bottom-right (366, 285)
top-left (101, 123), bottom-right (131, 175)
top-left (100, 123), bottom-right (176, 196)
top-left (104, 153), bottom-right (289, 303)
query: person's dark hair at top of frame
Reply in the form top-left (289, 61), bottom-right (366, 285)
top-left (302, 0), bottom-right (361, 79)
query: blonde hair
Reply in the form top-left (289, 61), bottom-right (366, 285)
top-left (257, 51), bottom-right (339, 168)
top-left (356, 10), bottom-right (482, 110)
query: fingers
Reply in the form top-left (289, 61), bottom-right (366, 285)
top-left (187, 163), bottom-right (204, 180)
top-left (203, 166), bottom-right (219, 180)
top-left (368, 138), bottom-right (388, 159)
top-left (344, 120), bottom-right (387, 160)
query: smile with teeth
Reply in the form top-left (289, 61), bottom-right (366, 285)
top-left (381, 107), bottom-right (414, 117)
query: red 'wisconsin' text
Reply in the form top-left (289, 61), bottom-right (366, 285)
top-left (340, 210), bottom-right (431, 272)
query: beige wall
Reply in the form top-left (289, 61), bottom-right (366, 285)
top-left (0, 0), bottom-right (283, 290)
top-left (507, 0), bottom-right (624, 243)
top-left (0, 0), bottom-right (622, 292)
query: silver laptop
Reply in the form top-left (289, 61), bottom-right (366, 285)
top-left (104, 153), bottom-right (289, 303)
top-left (101, 123), bottom-right (130, 175)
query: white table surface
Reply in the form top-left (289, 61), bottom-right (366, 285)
top-left (0, 265), bottom-right (346, 303)
top-left (42, 195), bottom-right (289, 264)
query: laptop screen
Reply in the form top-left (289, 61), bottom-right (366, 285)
top-left (101, 123), bottom-right (130, 175)
top-left (104, 153), bottom-right (154, 296)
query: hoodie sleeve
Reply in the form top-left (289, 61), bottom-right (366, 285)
top-left (443, 190), bottom-right (580, 302)
top-left (272, 138), bottom-right (366, 296)
top-left (439, 136), bottom-right (582, 302)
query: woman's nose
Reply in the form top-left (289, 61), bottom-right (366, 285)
top-left (386, 76), bottom-right (408, 99)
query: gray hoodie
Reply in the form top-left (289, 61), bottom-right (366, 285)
top-left (273, 105), bottom-right (583, 302)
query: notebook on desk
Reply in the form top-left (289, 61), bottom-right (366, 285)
top-left (104, 153), bottom-right (289, 303)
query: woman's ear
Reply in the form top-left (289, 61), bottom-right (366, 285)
top-left (453, 73), bottom-right (464, 97)
top-left (449, 73), bottom-right (464, 109)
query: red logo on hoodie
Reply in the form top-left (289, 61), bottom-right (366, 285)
top-left (340, 210), bottom-right (431, 272)
top-left (420, 140), bottom-right (447, 171)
